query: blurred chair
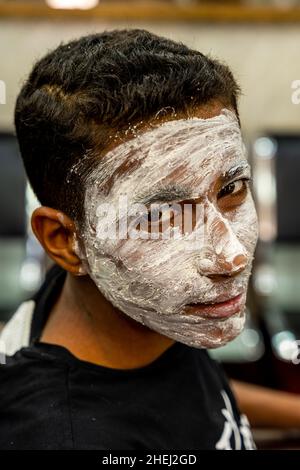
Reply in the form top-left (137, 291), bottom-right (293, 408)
top-left (0, 132), bottom-right (44, 322)
top-left (252, 134), bottom-right (300, 392)
top-left (0, 132), bottom-right (26, 238)
top-left (0, 132), bottom-right (26, 321)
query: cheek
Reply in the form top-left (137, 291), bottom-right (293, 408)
top-left (116, 238), bottom-right (192, 278)
top-left (233, 205), bottom-right (258, 254)
top-left (102, 238), bottom-right (202, 305)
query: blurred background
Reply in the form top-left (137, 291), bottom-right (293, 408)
top-left (0, 0), bottom-right (300, 449)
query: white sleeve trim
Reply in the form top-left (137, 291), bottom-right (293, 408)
top-left (0, 300), bottom-right (35, 356)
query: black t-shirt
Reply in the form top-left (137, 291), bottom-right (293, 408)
top-left (0, 265), bottom-right (255, 450)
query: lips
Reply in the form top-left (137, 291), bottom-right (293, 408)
top-left (183, 293), bottom-right (245, 319)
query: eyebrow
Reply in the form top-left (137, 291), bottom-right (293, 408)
top-left (133, 162), bottom-right (251, 206)
top-left (219, 162), bottom-right (251, 186)
top-left (133, 184), bottom-right (192, 206)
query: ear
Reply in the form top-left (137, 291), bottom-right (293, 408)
top-left (31, 207), bottom-right (86, 275)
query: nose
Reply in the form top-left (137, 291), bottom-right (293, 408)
top-left (196, 202), bottom-right (248, 278)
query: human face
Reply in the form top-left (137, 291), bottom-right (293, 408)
top-left (80, 108), bottom-right (258, 349)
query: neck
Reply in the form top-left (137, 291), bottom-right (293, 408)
top-left (40, 272), bottom-right (175, 369)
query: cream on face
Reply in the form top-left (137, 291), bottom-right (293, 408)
top-left (80, 109), bottom-right (258, 349)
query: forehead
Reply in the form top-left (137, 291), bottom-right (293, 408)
top-left (87, 108), bottom-right (247, 201)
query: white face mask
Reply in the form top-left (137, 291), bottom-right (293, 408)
top-left (80, 109), bottom-right (258, 349)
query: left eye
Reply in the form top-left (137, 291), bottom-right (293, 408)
top-left (217, 179), bottom-right (246, 199)
top-left (134, 205), bottom-right (183, 233)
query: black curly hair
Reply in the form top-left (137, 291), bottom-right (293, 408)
top-left (14, 28), bottom-right (240, 223)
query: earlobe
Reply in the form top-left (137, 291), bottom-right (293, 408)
top-left (31, 207), bottom-right (86, 275)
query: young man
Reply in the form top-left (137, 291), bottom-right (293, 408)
top-left (0, 29), bottom-right (258, 450)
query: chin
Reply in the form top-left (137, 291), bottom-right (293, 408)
top-left (175, 310), bottom-right (246, 350)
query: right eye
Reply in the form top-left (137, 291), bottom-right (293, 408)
top-left (217, 178), bottom-right (250, 212)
